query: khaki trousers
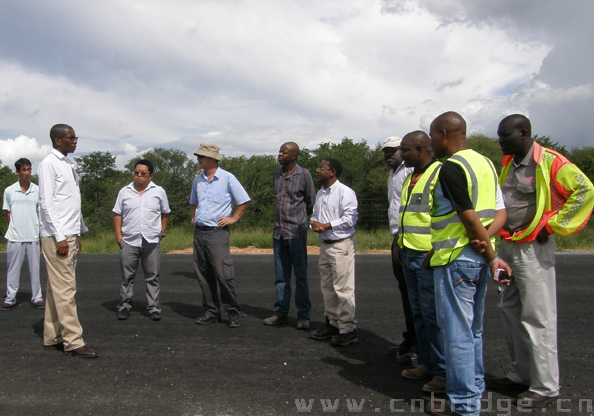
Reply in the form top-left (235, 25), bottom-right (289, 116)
top-left (319, 236), bottom-right (356, 333)
top-left (41, 235), bottom-right (85, 351)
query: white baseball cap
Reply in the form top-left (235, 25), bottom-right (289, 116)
top-left (381, 136), bottom-right (402, 149)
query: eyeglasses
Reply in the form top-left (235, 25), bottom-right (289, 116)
top-left (316, 167), bottom-right (332, 171)
top-left (60, 136), bottom-right (78, 141)
top-left (133, 171), bottom-right (150, 176)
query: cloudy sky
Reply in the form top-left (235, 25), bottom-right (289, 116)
top-left (1, 0), bottom-right (592, 170)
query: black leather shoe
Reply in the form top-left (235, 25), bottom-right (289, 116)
top-left (514, 391), bottom-right (560, 408)
top-left (65, 345), bottom-right (98, 358)
top-left (196, 314), bottom-right (218, 325)
top-left (150, 312), bottom-right (161, 321)
top-left (228, 311), bottom-right (240, 328)
top-left (490, 377), bottom-right (529, 393)
top-left (117, 309), bottom-right (130, 320)
top-left (310, 323), bottom-right (340, 340)
top-left (331, 330), bottom-right (358, 346)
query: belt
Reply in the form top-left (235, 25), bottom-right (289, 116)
top-left (195, 225), bottom-right (226, 231)
top-left (322, 237), bottom-right (349, 245)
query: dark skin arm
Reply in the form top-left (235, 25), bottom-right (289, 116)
top-left (392, 234), bottom-right (402, 266)
top-left (459, 209), bottom-right (511, 285)
top-left (310, 220), bottom-right (331, 233)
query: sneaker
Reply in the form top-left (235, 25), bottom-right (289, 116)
top-left (263, 314), bottom-right (288, 326)
top-left (423, 376), bottom-right (446, 394)
top-left (228, 311), bottom-right (240, 328)
top-left (331, 330), bottom-right (358, 346)
top-left (398, 350), bottom-right (420, 365)
top-left (296, 318), bottom-right (310, 330)
top-left (401, 366), bottom-right (433, 380)
top-left (196, 314), bottom-right (218, 325)
top-left (310, 322), bottom-right (340, 340)
top-left (150, 312), bottom-right (161, 321)
top-left (32, 301), bottom-right (45, 309)
top-left (1, 302), bottom-right (17, 311)
top-left (117, 309), bottom-right (130, 320)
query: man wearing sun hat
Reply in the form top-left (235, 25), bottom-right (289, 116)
top-left (190, 143), bottom-right (251, 328)
top-left (382, 136), bottom-right (417, 364)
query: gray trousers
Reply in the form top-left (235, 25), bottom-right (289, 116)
top-left (118, 239), bottom-right (161, 314)
top-left (5, 240), bottom-right (42, 305)
top-left (193, 227), bottom-right (241, 317)
top-left (498, 238), bottom-right (559, 397)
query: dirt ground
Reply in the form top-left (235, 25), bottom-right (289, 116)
top-left (169, 246), bottom-right (390, 255)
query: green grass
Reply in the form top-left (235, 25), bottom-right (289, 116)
top-left (1, 222), bottom-right (592, 253)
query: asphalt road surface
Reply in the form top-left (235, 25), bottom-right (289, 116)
top-left (1, 253), bottom-right (593, 416)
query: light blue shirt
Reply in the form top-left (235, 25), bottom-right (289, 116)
top-left (113, 182), bottom-right (171, 247)
top-left (3, 181), bottom-right (39, 242)
top-left (190, 167), bottom-right (251, 227)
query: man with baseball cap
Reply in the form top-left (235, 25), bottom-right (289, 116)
top-left (382, 136), bottom-right (417, 364)
top-left (190, 143), bottom-right (251, 328)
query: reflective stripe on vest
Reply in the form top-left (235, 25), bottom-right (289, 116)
top-left (430, 149), bottom-right (497, 266)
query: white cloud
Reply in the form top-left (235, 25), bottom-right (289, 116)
top-left (0, 135), bottom-right (52, 171)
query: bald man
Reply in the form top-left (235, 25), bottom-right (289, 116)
top-left (425, 112), bottom-right (510, 416)
top-left (264, 142), bottom-right (316, 329)
top-left (394, 131), bottom-right (445, 394)
top-left (491, 114), bottom-right (594, 407)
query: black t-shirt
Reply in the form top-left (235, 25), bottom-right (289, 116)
top-left (438, 161), bottom-right (474, 211)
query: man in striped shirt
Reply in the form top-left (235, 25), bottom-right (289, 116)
top-left (264, 142), bottom-right (316, 330)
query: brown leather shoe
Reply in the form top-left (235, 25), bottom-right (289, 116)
top-left (296, 318), bottom-right (310, 329)
top-left (401, 366), bottom-right (432, 380)
top-left (65, 345), bottom-right (98, 358)
top-left (514, 391), bottom-right (560, 408)
top-left (423, 376), bottom-right (446, 394)
top-left (263, 314), bottom-right (288, 326)
top-left (425, 400), bottom-right (461, 416)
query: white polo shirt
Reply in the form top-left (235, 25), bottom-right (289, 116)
top-left (113, 181), bottom-right (171, 247)
top-left (3, 181), bottom-right (39, 242)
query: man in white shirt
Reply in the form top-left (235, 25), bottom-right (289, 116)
top-left (382, 136), bottom-right (417, 363)
top-left (113, 159), bottom-right (170, 322)
top-left (2, 158), bottom-right (44, 311)
top-left (38, 124), bottom-right (97, 358)
top-left (310, 158), bottom-right (359, 346)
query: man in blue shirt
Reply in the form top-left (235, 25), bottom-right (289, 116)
top-left (2, 158), bottom-right (43, 311)
top-left (190, 143), bottom-right (251, 328)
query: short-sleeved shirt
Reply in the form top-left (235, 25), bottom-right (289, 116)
top-left (190, 167), bottom-right (251, 227)
top-left (113, 182), bottom-right (171, 246)
top-left (273, 164), bottom-right (316, 240)
top-left (3, 181), bottom-right (39, 242)
top-left (501, 144), bottom-right (537, 233)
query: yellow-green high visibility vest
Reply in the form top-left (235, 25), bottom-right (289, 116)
top-left (398, 161), bottom-right (442, 251)
top-left (430, 149), bottom-right (497, 267)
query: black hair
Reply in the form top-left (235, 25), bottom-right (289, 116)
top-left (135, 159), bottom-right (154, 175)
top-left (324, 158), bottom-right (343, 179)
top-left (49, 124), bottom-right (73, 145)
top-left (15, 158), bottom-right (32, 171)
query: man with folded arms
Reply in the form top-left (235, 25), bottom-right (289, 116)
top-left (310, 158), bottom-right (359, 346)
top-left (491, 114), bottom-right (594, 408)
top-left (38, 124), bottom-right (97, 358)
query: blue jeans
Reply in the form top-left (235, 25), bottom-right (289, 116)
top-left (273, 234), bottom-right (311, 319)
top-left (400, 248), bottom-right (445, 379)
top-left (434, 260), bottom-right (489, 416)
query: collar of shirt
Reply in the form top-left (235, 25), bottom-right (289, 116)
top-left (125, 181), bottom-right (157, 194)
top-left (200, 167), bottom-right (221, 182)
top-left (513, 143), bottom-right (536, 168)
top-left (321, 179), bottom-right (340, 193)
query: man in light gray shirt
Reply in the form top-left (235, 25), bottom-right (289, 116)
top-left (113, 159), bottom-right (170, 322)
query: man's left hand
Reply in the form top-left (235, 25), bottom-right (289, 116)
top-left (536, 227), bottom-right (550, 244)
top-left (217, 217), bottom-right (236, 227)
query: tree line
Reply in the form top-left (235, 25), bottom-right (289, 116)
top-left (1, 135), bottom-right (593, 236)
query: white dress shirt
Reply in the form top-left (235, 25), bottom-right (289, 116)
top-left (311, 180), bottom-right (358, 241)
top-left (38, 149), bottom-right (88, 241)
top-left (388, 163), bottom-right (414, 236)
top-left (113, 182), bottom-right (171, 246)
